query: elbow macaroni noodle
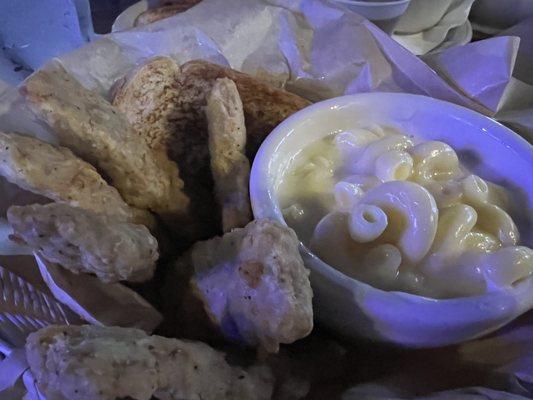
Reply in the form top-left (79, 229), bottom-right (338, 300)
top-left (279, 128), bottom-right (533, 298)
top-left (349, 203), bottom-right (388, 243)
top-left (374, 150), bottom-right (413, 182)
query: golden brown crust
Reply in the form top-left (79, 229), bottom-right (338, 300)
top-left (0, 131), bottom-right (165, 245)
top-left (111, 56), bottom-right (181, 151)
top-left (133, 1), bottom-right (203, 27)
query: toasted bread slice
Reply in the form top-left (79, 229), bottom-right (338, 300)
top-left (112, 59), bottom-right (310, 240)
top-left (111, 56), bottom-right (181, 151)
top-left (112, 56), bottom-right (218, 240)
top-left (133, 1), bottom-right (203, 27)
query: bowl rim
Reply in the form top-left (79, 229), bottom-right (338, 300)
top-left (250, 91), bottom-right (533, 307)
top-left (334, 0), bottom-right (411, 8)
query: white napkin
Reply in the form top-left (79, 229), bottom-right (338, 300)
top-left (423, 36), bottom-right (520, 113)
top-left (498, 17), bottom-right (533, 86)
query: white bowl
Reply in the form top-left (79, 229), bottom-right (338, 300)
top-left (333, 0), bottom-right (411, 34)
top-left (333, 0), bottom-right (411, 21)
top-left (112, 0), bottom-right (148, 32)
top-left (250, 93), bottom-right (533, 348)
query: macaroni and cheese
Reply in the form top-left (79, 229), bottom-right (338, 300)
top-left (278, 126), bottom-right (533, 298)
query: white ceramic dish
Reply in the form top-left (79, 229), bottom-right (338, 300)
top-left (250, 93), bottom-right (533, 348)
top-left (333, 0), bottom-right (411, 34)
top-left (333, 0), bottom-right (411, 20)
top-left (111, 0), bottom-right (148, 32)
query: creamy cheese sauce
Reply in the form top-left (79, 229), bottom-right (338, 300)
top-left (278, 126), bottom-right (533, 298)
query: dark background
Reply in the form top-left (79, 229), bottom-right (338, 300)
top-left (89, 0), bottom-right (140, 33)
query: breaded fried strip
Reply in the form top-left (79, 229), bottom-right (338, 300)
top-left (26, 325), bottom-right (273, 400)
top-left (0, 131), bottom-right (133, 221)
top-left (111, 56), bottom-right (181, 151)
top-left (206, 78), bottom-right (252, 232)
top-left (133, 0), bottom-right (203, 27)
top-left (188, 219), bottom-right (313, 353)
top-left (8, 203), bottom-right (158, 283)
top-left (20, 62), bottom-right (189, 221)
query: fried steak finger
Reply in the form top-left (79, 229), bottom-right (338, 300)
top-left (26, 325), bottom-right (273, 400)
top-left (20, 62), bottom-right (189, 223)
top-left (188, 219), bottom-right (313, 353)
top-left (0, 131), bottom-right (157, 231)
top-left (0, 131), bottom-right (135, 221)
top-left (206, 78), bottom-right (252, 232)
top-left (8, 203), bottom-right (158, 283)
